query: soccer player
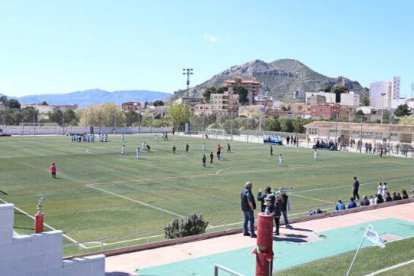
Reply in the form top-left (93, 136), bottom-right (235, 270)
top-left (136, 147), bottom-right (141, 159)
top-left (202, 154), bottom-right (207, 167)
top-left (270, 145), bottom-right (273, 156)
top-left (121, 145), bottom-right (125, 155)
top-left (209, 152), bottom-right (214, 164)
top-left (278, 153), bottom-right (283, 166)
top-left (49, 163), bottom-right (57, 178)
top-left (227, 143), bottom-right (231, 153)
top-left (186, 143), bottom-right (189, 152)
top-left (216, 144), bottom-right (222, 160)
top-left (172, 145), bottom-right (176, 154)
top-left (313, 149), bottom-right (318, 160)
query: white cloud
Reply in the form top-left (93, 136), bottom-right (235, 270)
top-left (203, 33), bottom-right (218, 43)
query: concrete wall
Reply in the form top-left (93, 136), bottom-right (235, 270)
top-left (0, 204), bottom-right (105, 276)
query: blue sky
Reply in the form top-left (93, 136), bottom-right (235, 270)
top-left (0, 0), bottom-right (413, 97)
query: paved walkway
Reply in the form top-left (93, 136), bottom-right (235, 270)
top-left (105, 202), bottom-right (414, 275)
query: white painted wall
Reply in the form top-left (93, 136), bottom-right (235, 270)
top-left (0, 204), bottom-right (105, 276)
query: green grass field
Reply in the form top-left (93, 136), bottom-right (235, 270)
top-left (0, 134), bottom-right (413, 256)
top-left (277, 237), bottom-right (414, 276)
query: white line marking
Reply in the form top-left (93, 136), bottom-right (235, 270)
top-left (86, 184), bottom-right (185, 218)
top-left (290, 193), bottom-right (334, 204)
top-left (0, 198), bottom-right (86, 249)
top-left (365, 259), bottom-right (414, 275)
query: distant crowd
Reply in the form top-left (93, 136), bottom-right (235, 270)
top-left (335, 181), bottom-right (412, 211)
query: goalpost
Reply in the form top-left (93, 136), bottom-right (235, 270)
top-left (20, 123), bottom-right (59, 136)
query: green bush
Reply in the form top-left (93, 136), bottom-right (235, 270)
top-left (164, 213), bottom-right (209, 239)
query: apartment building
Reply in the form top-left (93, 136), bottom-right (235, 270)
top-left (223, 78), bottom-right (261, 105)
top-left (369, 76), bottom-right (400, 109)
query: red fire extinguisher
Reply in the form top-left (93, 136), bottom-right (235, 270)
top-left (34, 196), bottom-right (45, 233)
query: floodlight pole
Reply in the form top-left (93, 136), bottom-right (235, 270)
top-left (182, 68), bottom-right (193, 98)
top-left (380, 92), bottom-right (386, 124)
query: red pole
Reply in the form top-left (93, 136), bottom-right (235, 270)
top-left (34, 210), bottom-right (44, 233)
top-left (252, 213), bottom-right (274, 276)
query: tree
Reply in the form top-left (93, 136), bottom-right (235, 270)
top-left (280, 119), bottom-right (294, 132)
top-left (355, 110), bottom-right (365, 116)
top-left (7, 99), bottom-right (21, 109)
top-left (49, 110), bottom-right (63, 125)
top-left (264, 117), bottom-right (281, 131)
top-left (320, 86), bottom-right (332, 92)
top-left (234, 86), bottom-right (249, 105)
top-left (167, 103), bottom-right (191, 128)
top-left (394, 104), bottom-right (412, 117)
top-left (79, 104), bottom-right (126, 127)
top-left (153, 100), bottom-right (164, 106)
top-left (332, 86), bottom-right (349, 103)
top-left (361, 97), bottom-right (369, 106)
top-left (63, 109), bottom-right (79, 126)
top-left (124, 110), bottom-right (141, 127)
top-left (39, 101), bottom-right (48, 105)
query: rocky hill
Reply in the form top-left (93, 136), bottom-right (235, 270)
top-left (189, 59), bottom-right (368, 101)
top-left (17, 89), bottom-right (171, 107)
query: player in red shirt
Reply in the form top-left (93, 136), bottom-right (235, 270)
top-left (50, 163), bottom-right (57, 178)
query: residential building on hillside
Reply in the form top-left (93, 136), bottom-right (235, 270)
top-left (305, 92), bottom-right (336, 104)
top-left (122, 102), bottom-right (142, 112)
top-left (340, 91), bottom-right (360, 106)
top-left (309, 95), bottom-right (327, 105)
top-left (193, 103), bottom-right (213, 116)
top-left (193, 87), bottom-right (239, 117)
top-left (224, 78), bottom-right (261, 105)
top-left (238, 105), bottom-right (263, 117)
top-left (369, 76), bottom-right (400, 109)
top-left (210, 89), bottom-right (239, 116)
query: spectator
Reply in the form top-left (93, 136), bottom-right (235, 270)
top-left (369, 195), bottom-right (376, 205)
top-left (392, 192), bottom-right (398, 201)
top-left (396, 193), bottom-right (402, 200)
top-left (280, 191), bottom-right (292, 228)
top-left (240, 182), bottom-right (256, 238)
top-left (377, 182), bottom-right (383, 196)
top-left (257, 186), bottom-right (272, 213)
top-left (335, 200), bottom-right (346, 210)
top-left (402, 190), bottom-right (409, 199)
top-left (347, 197), bottom-right (357, 209)
top-left (385, 192), bottom-right (392, 202)
top-left (360, 196), bottom-right (370, 206)
top-left (273, 195), bottom-right (281, 235)
top-left (376, 194), bottom-right (384, 204)
top-left (381, 183), bottom-right (388, 198)
top-left (352, 176), bottom-right (360, 200)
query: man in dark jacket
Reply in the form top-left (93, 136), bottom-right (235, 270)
top-left (353, 176), bottom-right (360, 200)
top-left (257, 186), bottom-right (272, 213)
top-left (273, 195), bottom-right (282, 235)
top-left (280, 191), bottom-right (292, 228)
top-left (240, 182), bottom-right (257, 238)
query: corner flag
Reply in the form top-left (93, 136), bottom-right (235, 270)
top-left (364, 224), bottom-right (385, 248)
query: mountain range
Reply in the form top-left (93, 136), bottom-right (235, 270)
top-left (3, 59), bottom-right (368, 108)
top-left (14, 89), bottom-right (171, 107)
top-left (188, 59), bottom-right (368, 101)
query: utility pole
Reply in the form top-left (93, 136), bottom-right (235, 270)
top-left (380, 92), bottom-right (386, 124)
top-left (182, 68), bottom-right (193, 98)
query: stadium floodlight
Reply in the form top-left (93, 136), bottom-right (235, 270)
top-left (182, 68), bottom-right (194, 98)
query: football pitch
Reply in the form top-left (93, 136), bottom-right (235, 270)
top-left (0, 134), bottom-right (413, 256)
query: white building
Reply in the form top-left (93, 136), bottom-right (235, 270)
top-left (305, 92), bottom-right (336, 104)
top-left (340, 91), bottom-right (360, 106)
top-left (369, 76), bottom-right (400, 109)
